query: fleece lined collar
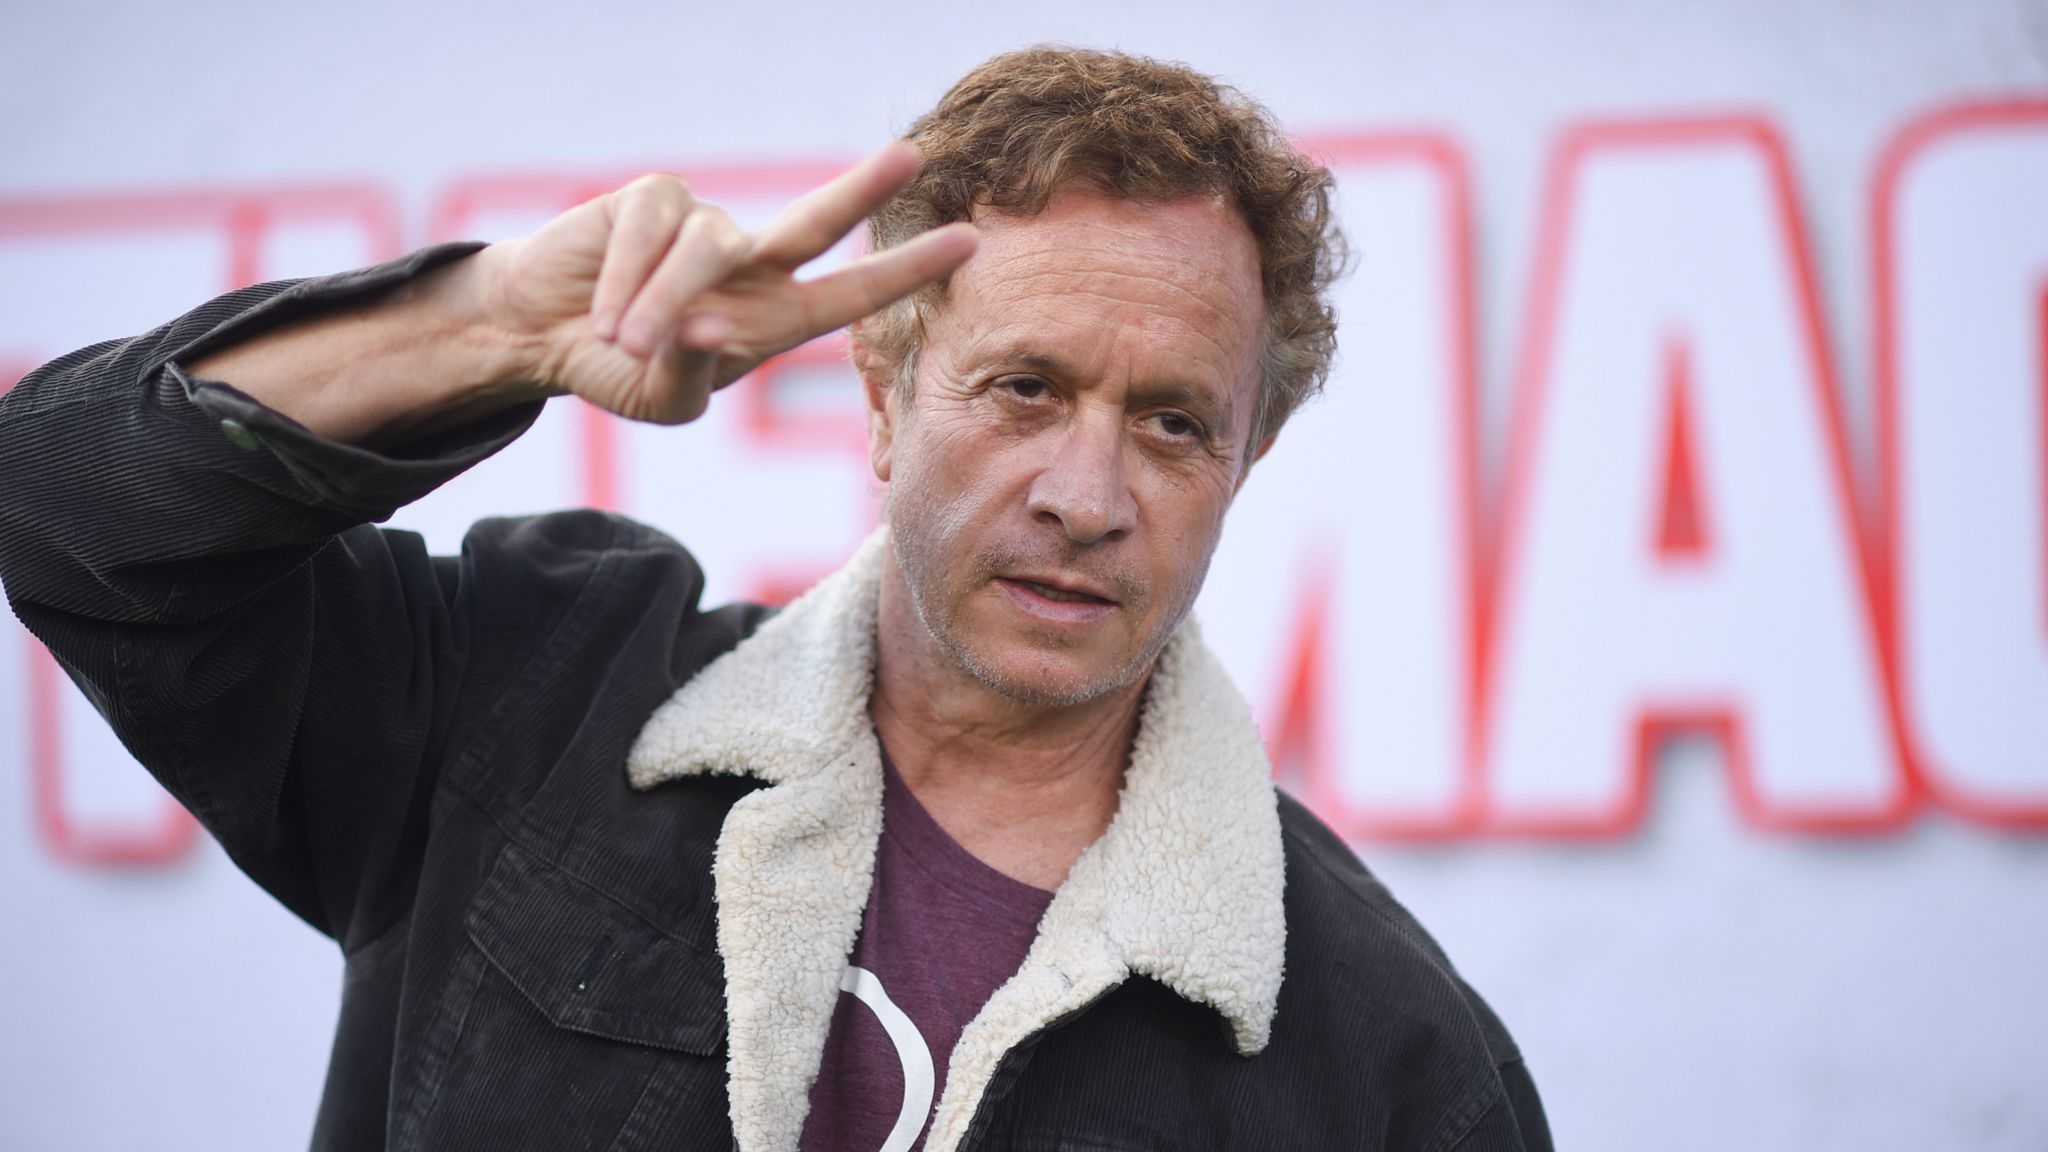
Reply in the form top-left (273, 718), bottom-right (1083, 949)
top-left (626, 529), bottom-right (1287, 1152)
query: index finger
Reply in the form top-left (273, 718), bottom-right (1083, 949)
top-left (791, 221), bottom-right (978, 336)
top-left (750, 141), bottom-right (922, 268)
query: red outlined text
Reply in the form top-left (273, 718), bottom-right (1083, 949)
top-left (12, 104), bottom-right (2048, 863)
top-left (1874, 99), bottom-right (2048, 828)
top-left (1258, 132), bottom-right (1485, 841)
top-left (1482, 116), bottom-right (1911, 836)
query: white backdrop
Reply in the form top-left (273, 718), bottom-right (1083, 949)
top-left (3, 1), bottom-right (2047, 1149)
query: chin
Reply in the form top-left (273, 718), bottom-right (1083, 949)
top-left (941, 632), bottom-right (1156, 708)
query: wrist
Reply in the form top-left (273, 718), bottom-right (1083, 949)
top-left (424, 240), bottom-right (558, 408)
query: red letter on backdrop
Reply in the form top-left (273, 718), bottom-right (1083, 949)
top-left (1199, 134), bottom-right (1481, 838)
top-left (1878, 100), bottom-right (2048, 826)
top-left (1483, 118), bottom-right (1909, 835)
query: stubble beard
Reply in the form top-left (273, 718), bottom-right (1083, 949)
top-left (886, 482), bottom-right (1209, 710)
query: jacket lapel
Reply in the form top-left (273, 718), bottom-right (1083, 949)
top-left (627, 529), bottom-right (1287, 1152)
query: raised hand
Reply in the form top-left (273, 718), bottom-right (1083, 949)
top-left (482, 142), bottom-right (976, 425)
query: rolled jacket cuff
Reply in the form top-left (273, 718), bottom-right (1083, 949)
top-left (166, 241), bottom-right (545, 522)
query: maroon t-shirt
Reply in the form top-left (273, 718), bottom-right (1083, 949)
top-left (797, 756), bottom-right (1055, 1152)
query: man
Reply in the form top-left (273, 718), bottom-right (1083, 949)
top-left (0, 48), bottom-right (1547, 1152)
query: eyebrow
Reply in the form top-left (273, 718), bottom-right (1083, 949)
top-left (1009, 350), bottom-right (1072, 377)
top-left (992, 349), bottom-right (1238, 434)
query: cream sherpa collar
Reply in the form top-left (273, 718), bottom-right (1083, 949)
top-left (626, 529), bottom-right (1287, 1152)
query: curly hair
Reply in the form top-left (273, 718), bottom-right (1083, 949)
top-left (854, 46), bottom-right (1347, 446)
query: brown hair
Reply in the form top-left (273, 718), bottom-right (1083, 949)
top-left (855, 46), bottom-right (1347, 446)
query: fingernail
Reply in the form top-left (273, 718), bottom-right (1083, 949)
top-left (593, 310), bottom-right (620, 340)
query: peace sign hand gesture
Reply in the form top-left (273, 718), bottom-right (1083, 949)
top-left (482, 142), bottom-right (975, 425)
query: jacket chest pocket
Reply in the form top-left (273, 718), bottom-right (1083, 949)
top-left (402, 841), bottom-right (731, 1152)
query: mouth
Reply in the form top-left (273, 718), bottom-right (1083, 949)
top-left (992, 574), bottom-right (1122, 625)
top-left (1002, 575), bottom-right (1118, 606)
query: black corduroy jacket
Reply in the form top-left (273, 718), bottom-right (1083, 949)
top-left (0, 247), bottom-right (1550, 1152)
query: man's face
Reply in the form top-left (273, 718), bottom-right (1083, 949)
top-left (867, 187), bottom-right (1268, 706)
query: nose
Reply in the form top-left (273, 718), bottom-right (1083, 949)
top-left (1025, 410), bottom-right (1138, 544)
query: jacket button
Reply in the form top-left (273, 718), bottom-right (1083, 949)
top-left (220, 419), bottom-right (260, 451)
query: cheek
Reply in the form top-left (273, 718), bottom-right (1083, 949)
top-left (1144, 461), bottom-right (1238, 538)
top-left (887, 413), bottom-right (1017, 551)
top-left (1137, 470), bottom-right (1237, 599)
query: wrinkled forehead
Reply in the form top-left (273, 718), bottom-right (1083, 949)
top-left (963, 187), bottom-right (1260, 291)
top-left (927, 189), bottom-right (1266, 415)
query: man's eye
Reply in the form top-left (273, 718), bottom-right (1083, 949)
top-left (1154, 412), bottom-right (1200, 439)
top-left (1000, 376), bottom-right (1050, 401)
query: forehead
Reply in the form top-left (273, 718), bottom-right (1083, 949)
top-left (930, 188), bottom-right (1266, 404)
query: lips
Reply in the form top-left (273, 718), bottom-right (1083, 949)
top-left (989, 573), bottom-right (1123, 627)
top-left (1004, 574), bottom-right (1118, 605)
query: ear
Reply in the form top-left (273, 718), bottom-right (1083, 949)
top-left (850, 326), bottom-right (898, 483)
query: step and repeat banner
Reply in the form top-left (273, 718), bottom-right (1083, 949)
top-left (2, 2), bottom-right (2045, 1149)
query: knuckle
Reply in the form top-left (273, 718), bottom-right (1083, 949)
top-left (625, 172), bottom-right (693, 200)
top-left (621, 177), bottom-right (694, 228)
top-left (679, 207), bottom-right (748, 264)
top-left (676, 209), bottom-right (713, 241)
top-left (614, 207), bottom-right (672, 246)
top-left (683, 203), bottom-right (731, 237)
top-left (716, 225), bottom-right (749, 262)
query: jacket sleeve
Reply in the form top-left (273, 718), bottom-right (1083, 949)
top-left (0, 242), bottom-right (557, 948)
top-left (1446, 967), bottom-right (1553, 1152)
top-left (1445, 1056), bottom-right (1553, 1152)
top-left (1498, 1056), bottom-right (1553, 1152)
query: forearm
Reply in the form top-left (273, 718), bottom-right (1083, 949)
top-left (0, 244), bottom-right (540, 627)
top-left (185, 241), bottom-right (553, 450)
